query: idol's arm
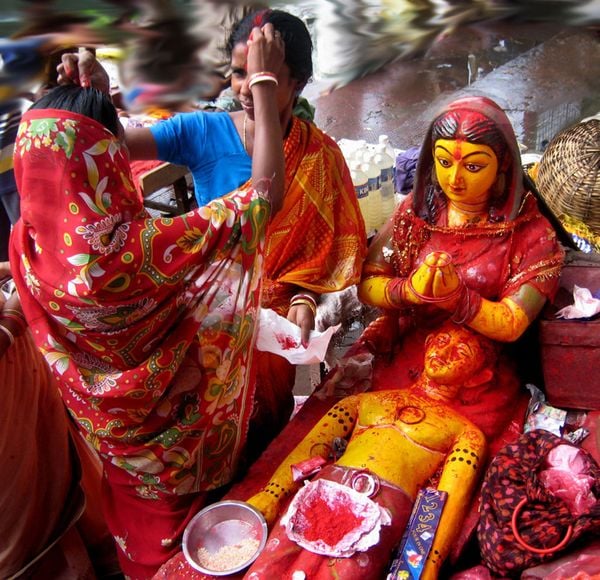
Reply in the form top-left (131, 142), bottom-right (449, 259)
top-left (246, 395), bottom-right (360, 525)
top-left (444, 282), bottom-right (546, 342)
top-left (358, 219), bottom-right (404, 309)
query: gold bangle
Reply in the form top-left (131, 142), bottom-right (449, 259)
top-left (290, 293), bottom-right (317, 310)
top-left (290, 298), bottom-right (317, 317)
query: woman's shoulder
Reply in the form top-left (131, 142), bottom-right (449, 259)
top-left (178, 110), bottom-right (241, 152)
top-left (163, 109), bottom-right (234, 131)
top-left (293, 116), bottom-right (337, 149)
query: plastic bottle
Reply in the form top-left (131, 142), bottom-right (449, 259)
top-left (361, 151), bottom-right (382, 233)
top-left (338, 139), bottom-right (366, 168)
top-left (350, 161), bottom-right (370, 232)
top-left (378, 134), bottom-right (397, 191)
top-left (374, 144), bottom-right (395, 227)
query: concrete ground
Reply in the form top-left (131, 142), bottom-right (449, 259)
top-left (308, 22), bottom-right (600, 152)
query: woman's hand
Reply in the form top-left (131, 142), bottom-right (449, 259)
top-left (0, 261), bottom-right (11, 286)
top-left (0, 291), bottom-right (26, 359)
top-left (57, 49), bottom-right (110, 93)
top-left (246, 22), bottom-right (286, 214)
top-left (287, 303), bottom-right (315, 348)
top-left (245, 23), bottom-right (286, 79)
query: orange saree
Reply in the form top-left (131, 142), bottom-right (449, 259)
top-left (247, 116), bottom-right (367, 462)
top-left (262, 116), bottom-right (367, 312)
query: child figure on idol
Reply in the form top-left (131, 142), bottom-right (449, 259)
top-left (244, 322), bottom-right (494, 580)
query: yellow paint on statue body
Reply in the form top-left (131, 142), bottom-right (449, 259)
top-left (247, 324), bottom-right (491, 578)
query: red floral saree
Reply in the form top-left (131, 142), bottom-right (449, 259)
top-left (10, 109), bottom-right (270, 577)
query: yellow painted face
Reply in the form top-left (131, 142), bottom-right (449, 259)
top-left (433, 139), bottom-right (499, 210)
top-left (424, 327), bottom-right (486, 385)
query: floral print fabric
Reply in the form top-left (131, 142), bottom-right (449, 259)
top-left (10, 108), bottom-right (269, 496)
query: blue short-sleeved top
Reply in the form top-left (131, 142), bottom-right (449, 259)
top-left (150, 111), bottom-right (251, 206)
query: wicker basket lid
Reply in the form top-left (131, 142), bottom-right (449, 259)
top-left (537, 118), bottom-right (600, 235)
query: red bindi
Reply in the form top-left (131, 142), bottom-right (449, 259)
top-left (453, 140), bottom-right (463, 161)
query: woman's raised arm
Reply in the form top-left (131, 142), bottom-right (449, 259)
top-left (245, 23), bottom-right (285, 215)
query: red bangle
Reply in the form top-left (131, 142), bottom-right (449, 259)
top-left (1, 313), bottom-right (27, 331)
top-left (406, 276), bottom-right (464, 304)
top-left (0, 323), bottom-right (15, 346)
top-left (511, 498), bottom-right (573, 555)
top-left (386, 278), bottom-right (407, 308)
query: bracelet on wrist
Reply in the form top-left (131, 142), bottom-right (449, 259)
top-left (290, 293), bottom-right (317, 309)
top-left (385, 278), bottom-right (407, 309)
top-left (406, 276), bottom-right (463, 304)
top-left (0, 323), bottom-right (15, 346)
top-left (290, 299), bottom-right (317, 317)
top-left (1, 313), bottom-right (26, 333)
top-left (2, 309), bottom-right (27, 330)
top-left (290, 294), bottom-right (317, 317)
top-left (451, 287), bottom-right (482, 325)
top-left (248, 72), bottom-right (278, 89)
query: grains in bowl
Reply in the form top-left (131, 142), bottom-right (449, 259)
top-left (197, 537), bottom-right (260, 572)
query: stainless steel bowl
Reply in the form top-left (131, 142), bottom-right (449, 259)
top-left (182, 500), bottom-right (268, 576)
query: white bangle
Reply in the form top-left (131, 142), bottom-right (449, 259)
top-left (248, 73), bottom-right (278, 89)
top-left (0, 323), bottom-right (15, 346)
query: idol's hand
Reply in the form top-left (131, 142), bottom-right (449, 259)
top-left (409, 251), bottom-right (461, 301)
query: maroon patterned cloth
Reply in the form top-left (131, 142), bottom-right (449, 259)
top-left (478, 429), bottom-right (600, 577)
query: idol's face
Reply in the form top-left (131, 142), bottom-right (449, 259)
top-left (434, 139), bottom-right (499, 211)
top-left (424, 327), bottom-right (485, 385)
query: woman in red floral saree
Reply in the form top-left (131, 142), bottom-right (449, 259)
top-left (10, 25), bottom-right (285, 579)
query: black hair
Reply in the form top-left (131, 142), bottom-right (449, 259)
top-left (422, 107), bottom-right (511, 223)
top-left (431, 109), bottom-right (508, 167)
top-left (227, 9), bottom-right (313, 87)
top-left (30, 85), bottom-right (120, 137)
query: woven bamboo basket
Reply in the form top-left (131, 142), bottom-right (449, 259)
top-left (536, 118), bottom-right (600, 235)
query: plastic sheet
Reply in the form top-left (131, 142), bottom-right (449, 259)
top-left (256, 308), bottom-right (340, 365)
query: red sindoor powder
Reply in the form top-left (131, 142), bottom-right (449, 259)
top-left (275, 333), bottom-right (300, 350)
top-left (297, 492), bottom-right (364, 545)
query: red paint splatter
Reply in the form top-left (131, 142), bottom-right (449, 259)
top-left (275, 333), bottom-right (299, 350)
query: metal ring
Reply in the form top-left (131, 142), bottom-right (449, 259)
top-left (510, 498), bottom-right (573, 555)
top-left (351, 471), bottom-right (380, 498)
